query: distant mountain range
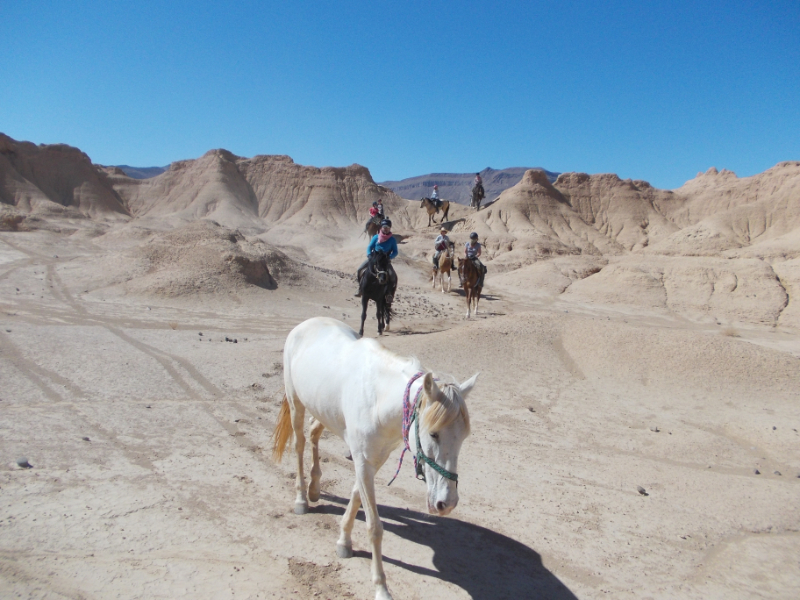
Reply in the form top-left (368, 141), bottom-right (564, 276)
top-left (115, 165), bottom-right (167, 179)
top-left (379, 167), bottom-right (560, 204)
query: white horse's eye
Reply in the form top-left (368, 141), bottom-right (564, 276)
top-left (430, 432), bottom-right (439, 441)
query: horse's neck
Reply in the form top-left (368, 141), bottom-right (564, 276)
top-left (374, 367), bottom-right (425, 440)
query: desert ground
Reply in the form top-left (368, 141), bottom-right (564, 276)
top-left (1, 136), bottom-right (799, 599)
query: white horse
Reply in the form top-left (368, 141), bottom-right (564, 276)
top-left (272, 317), bottom-right (478, 600)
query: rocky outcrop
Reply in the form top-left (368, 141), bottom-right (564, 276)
top-left (109, 149), bottom-right (406, 233)
top-left (0, 134), bottom-right (129, 219)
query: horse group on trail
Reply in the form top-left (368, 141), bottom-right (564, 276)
top-left (355, 190), bottom-right (490, 336)
top-left (273, 316), bottom-right (479, 600)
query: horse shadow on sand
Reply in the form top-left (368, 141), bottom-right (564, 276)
top-left (315, 493), bottom-right (578, 600)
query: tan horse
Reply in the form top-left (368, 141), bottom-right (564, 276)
top-left (432, 242), bottom-right (454, 293)
top-left (420, 197), bottom-right (450, 227)
top-left (457, 256), bottom-right (483, 318)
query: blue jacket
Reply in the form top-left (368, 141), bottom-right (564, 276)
top-left (367, 234), bottom-right (398, 259)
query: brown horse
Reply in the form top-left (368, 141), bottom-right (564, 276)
top-left (432, 242), bottom-right (455, 293)
top-left (364, 217), bottom-right (381, 238)
top-left (471, 185), bottom-right (485, 210)
top-left (420, 197), bottom-right (450, 227)
top-left (457, 256), bottom-right (483, 318)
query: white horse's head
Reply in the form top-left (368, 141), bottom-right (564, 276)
top-left (412, 372), bottom-right (478, 516)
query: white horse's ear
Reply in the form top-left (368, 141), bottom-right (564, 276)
top-left (459, 373), bottom-right (479, 398)
top-left (423, 372), bottom-right (441, 401)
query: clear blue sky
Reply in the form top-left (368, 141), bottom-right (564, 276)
top-left (2, 1), bottom-right (798, 189)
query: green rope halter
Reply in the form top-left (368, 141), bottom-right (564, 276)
top-left (413, 389), bottom-right (459, 485)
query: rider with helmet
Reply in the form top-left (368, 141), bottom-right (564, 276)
top-left (369, 202), bottom-right (380, 219)
top-left (433, 226), bottom-right (451, 269)
top-left (464, 232), bottom-right (487, 287)
top-left (355, 219), bottom-right (398, 297)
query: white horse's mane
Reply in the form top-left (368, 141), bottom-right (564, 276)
top-left (422, 374), bottom-right (471, 434)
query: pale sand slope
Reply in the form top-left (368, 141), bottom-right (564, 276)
top-left (1, 216), bottom-right (798, 600)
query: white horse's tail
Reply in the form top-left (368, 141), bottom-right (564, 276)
top-left (271, 394), bottom-right (293, 463)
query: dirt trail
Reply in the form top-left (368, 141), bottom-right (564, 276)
top-left (1, 225), bottom-right (798, 600)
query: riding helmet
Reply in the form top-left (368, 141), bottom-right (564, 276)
top-left (470, 232), bottom-right (479, 240)
top-left (381, 219), bottom-right (392, 228)
top-left (372, 201), bottom-right (377, 206)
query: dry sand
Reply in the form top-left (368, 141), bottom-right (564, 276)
top-left (1, 139), bottom-right (799, 599)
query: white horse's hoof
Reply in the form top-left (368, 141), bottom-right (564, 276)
top-left (336, 543), bottom-right (353, 558)
top-left (376, 586), bottom-right (393, 600)
top-left (294, 502), bottom-right (309, 515)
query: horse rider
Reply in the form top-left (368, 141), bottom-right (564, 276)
top-left (368, 201), bottom-right (382, 227)
top-left (355, 219), bottom-right (398, 297)
top-left (376, 199), bottom-right (385, 219)
top-left (431, 184), bottom-right (442, 209)
top-left (464, 231), bottom-right (487, 288)
top-left (473, 173), bottom-right (484, 196)
top-left (433, 226), bottom-right (451, 269)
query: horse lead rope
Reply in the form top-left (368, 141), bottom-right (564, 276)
top-left (387, 372), bottom-right (459, 486)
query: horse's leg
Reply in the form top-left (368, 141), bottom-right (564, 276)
top-left (290, 402), bottom-right (309, 514)
top-left (359, 295), bottom-right (369, 337)
top-left (376, 299), bottom-right (384, 335)
top-left (336, 482), bottom-right (361, 558)
top-left (475, 286), bottom-right (482, 315)
top-left (307, 418), bottom-right (325, 503)
top-left (355, 460), bottom-right (393, 600)
top-left (465, 288), bottom-right (472, 319)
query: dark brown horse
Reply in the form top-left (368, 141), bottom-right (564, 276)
top-left (420, 198), bottom-right (450, 227)
top-left (457, 256), bottom-right (483, 318)
top-left (363, 217), bottom-right (381, 238)
top-left (471, 184), bottom-right (485, 210)
top-left (358, 250), bottom-right (396, 336)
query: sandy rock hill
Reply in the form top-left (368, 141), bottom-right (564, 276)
top-left (649, 163), bottom-right (800, 258)
top-left (0, 133), bottom-right (129, 219)
top-left (107, 149), bottom-right (408, 235)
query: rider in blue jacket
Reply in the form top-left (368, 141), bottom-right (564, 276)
top-left (356, 219), bottom-right (398, 297)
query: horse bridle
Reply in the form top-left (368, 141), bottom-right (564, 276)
top-left (369, 252), bottom-right (389, 283)
top-left (387, 372), bottom-right (459, 486)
